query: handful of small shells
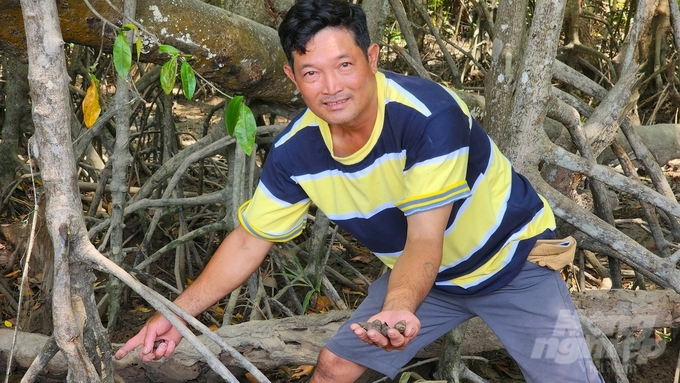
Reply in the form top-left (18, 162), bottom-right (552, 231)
top-left (356, 319), bottom-right (407, 337)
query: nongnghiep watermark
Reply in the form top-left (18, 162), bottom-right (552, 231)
top-left (530, 310), bottom-right (666, 373)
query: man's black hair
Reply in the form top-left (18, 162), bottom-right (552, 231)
top-left (278, 0), bottom-right (371, 69)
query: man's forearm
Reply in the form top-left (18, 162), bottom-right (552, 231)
top-left (383, 238), bottom-right (442, 313)
top-left (382, 203), bottom-right (451, 315)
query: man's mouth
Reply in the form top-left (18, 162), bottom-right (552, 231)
top-left (322, 96), bottom-right (349, 108)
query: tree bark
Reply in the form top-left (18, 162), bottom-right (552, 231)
top-left (1, 0), bottom-right (298, 105)
top-left (434, 322), bottom-right (475, 383)
top-left (105, 0), bottom-right (136, 333)
top-left (362, 0), bottom-right (390, 45)
top-left (19, 0), bottom-right (111, 381)
top-left (215, 0), bottom-right (294, 28)
top-left (482, 0), bottom-right (528, 145)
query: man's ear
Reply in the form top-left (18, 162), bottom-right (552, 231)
top-left (367, 43), bottom-right (379, 73)
top-left (283, 64), bottom-right (298, 87)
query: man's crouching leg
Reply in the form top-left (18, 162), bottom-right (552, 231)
top-left (309, 347), bottom-right (368, 383)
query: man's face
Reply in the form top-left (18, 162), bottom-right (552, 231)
top-left (283, 27), bottom-right (379, 130)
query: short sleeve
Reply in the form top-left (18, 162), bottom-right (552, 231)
top-left (239, 148), bottom-right (311, 242)
top-left (395, 106), bottom-right (473, 215)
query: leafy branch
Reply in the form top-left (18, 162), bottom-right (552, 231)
top-left (106, 26), bottom-right (257, 154)
top-left (157, 44), bottom-right (196, 100)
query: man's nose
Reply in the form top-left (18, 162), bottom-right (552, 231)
top-left (323, 72), bottom-right (342, 94)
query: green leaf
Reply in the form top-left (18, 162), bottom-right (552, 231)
top-left (158, 44), bottom-right (180, 55)
top-left (224, 96), bottom-right (244, 136)
top-left (88, 72), bottom-right (99, 86)
top-left (180, 61), bottom-right (196, 100)
top-left (135, 37), bottom-right (142, 61)
top-left (160, 56), bottom-right (178, 94)
top-left (234, 103), bottom-right (257, 155)
top-left (113, 33), bottom-right (132, 79)
top-left (122, 23), bottom-right (138, 32)
top-left (301, 290), bottom-right (315, 314)
top-left (398, 372), bottom-right (413, 383)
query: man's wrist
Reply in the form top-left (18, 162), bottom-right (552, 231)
top-left (382, 299), bottom-right (415, 313)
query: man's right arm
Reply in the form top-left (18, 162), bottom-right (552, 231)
top-left (114, 224), bottom-right (273, 361)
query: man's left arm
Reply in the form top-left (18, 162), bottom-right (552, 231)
top-left (350, 202), bottom-right (452, 351)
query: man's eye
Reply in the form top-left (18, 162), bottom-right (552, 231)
top-left (304, 71), bottom-right (316, 77)
top-left (341, 62), bottom-right (351, 68)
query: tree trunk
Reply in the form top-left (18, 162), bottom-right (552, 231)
top-left (104, 0), bottom-right (136, 333)
top-left (19, 0), bottom-right (112, 381)
top-left (434, 322), bottom-right (471, 383)
top-left (363, 0), bottom-right (390, 45)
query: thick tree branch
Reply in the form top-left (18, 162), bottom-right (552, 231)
top-left (583, 66), bottom-right (640, 157)
top-left (545, 145), bottom-right (680, 220)
top-left (0, 0), bottom-right (298, 105)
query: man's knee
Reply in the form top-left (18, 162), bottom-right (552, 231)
top-left (315, 347), bottom-right (351, 376)
top-left (311, 347), bottom-right (366, 382)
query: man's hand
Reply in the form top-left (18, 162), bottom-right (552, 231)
top-left (351, 203), bottom-right (451, 352)
top-left (349, 310), bottom-right (420, 351)
top-left (114, 313), bottom-right (183, 362)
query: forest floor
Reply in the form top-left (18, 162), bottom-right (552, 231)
top-left (3, 94), bottom-right (680, 383)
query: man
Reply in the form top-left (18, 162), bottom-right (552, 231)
top-left (116, 1), bottom-right (604, 382)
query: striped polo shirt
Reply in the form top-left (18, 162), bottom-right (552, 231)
top-left (239, 70), bottom-right (555, 295)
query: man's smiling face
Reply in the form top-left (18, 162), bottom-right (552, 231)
top-left (283, 27), bottom-right (379, 131)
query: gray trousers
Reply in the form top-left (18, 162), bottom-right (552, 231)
top-left (325, 261), bottom-right (604, 382)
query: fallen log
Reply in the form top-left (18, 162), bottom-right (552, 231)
top-left (0, 0), bottom-right (298, 105)
top-left (1, 289), bottom-right (679, 380)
